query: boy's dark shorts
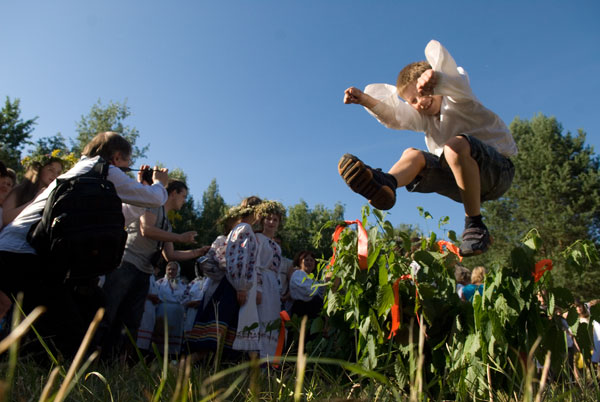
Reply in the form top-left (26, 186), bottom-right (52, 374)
top-left (405, 135), bottom-right (515, 203)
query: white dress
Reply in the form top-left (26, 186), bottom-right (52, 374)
top-left (226, 222), bottom-right (260, 352)
top-left (255, 233), bottom-right (283, 359)
top-left (183, 277), bottom-right (205, 335)
top-left (136, 274), bottom-right (159, 350)
top-left (154, 277), bottom-right (187, 354)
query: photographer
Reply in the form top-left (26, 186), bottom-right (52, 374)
top-left (95, 176), bottom-right (209, 359)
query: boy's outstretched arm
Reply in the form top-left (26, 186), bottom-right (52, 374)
top-left (344, 87), bottom-right (380, 109)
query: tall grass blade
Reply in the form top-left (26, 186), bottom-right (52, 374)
top-left (0, 305), bottom-right (45, 355)
top-left (294, 315), bottom-right (308, 402)
top-left (54, 307), bottom-right (104, 402)
top-left (84, 371), bottom-right (114, 402)
top-left (38, 366), bottom-right (60, 402)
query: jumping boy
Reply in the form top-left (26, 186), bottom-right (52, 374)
top-left (339, 40), bottom-right (517, 257)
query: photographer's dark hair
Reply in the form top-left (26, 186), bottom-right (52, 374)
top-left (166, 179), bottom-right (188, 195)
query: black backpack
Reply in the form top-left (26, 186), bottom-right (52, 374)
top-left (28, 159), bottom-right (127, 280)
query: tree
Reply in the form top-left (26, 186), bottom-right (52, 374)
top-left (31, 133), bottom-right (69, 156)
top-left (0, 97), bottom-right (37, 170)
top-left (72, 99), bottom-right (148, 163)
top-left (480, 114), bottom-right (600, 299)
top-left (280, 200), bottom-right (344, 260)
top-left (196, 179), bottom-right (227, 246)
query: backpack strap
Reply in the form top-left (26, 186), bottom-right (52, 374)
top-left (88, 157), bottom-right (110, 179)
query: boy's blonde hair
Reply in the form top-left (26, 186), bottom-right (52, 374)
top-left (396, 61), bottom-right (431, 96)
top-left (471, 266), bottom-right (487, 285)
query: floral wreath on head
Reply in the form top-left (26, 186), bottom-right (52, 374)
top-left (21, 149), bottom-right (78, 172)
top-left (219, 204), bottom-right (259, 224)
top-left (255, 200), bottom-right (286, 226)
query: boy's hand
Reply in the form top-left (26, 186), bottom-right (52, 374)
top-left (416, 69), bottom-right (436, 96)
top-left (344, 87), bottom-right (379, 109)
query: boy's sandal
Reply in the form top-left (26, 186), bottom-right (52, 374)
top-left (338, 153), bottom-right (396, 210)
top-left (459, 227), bottom-right (492, 257)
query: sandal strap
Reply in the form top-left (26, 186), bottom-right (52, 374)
top-left (461, 227), bottom-right (488, 241)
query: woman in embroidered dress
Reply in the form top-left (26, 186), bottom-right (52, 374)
top-left (254, 201), bottom-right (285, 360)
top-left (183, 265), bottom-right (206, 336)
top-left (185, 196), bottom-right (262, 357)
top-left (290, 251), bottom-right (324, 319)
top-left (153, 261), bottom-right (187, 355)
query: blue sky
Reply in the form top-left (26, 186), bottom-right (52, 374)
top-left (2, 1), bottom-right (599, 239)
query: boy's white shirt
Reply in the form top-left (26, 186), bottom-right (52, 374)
top-left (364, 40), bottom-right (517, 158)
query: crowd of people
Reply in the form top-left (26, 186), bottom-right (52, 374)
top-left (0, 136), bottom-right (326, 363)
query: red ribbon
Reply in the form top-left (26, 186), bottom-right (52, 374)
top-left (328, 220), bottom-right (368, 270)
top-left (388, 274), bottom-right (414, 339)
top-left (533, 259), bottom-right (553, 282)
top-left (273, 310), bottom-right (291, 366)
top-left (437, 240), bottom-right (463, 262)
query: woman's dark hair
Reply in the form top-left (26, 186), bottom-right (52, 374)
top-left (293, 250), bottom-right (315, 268)
top-left (12, 158), bottom-right (63, 207)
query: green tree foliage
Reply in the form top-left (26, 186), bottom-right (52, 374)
top-left (196, 178), bottom-right (227, 246)
top-left (32, 133), bottom-right (69, 156)
top-left (280, 200), bottom-right (344, 259)
top-left (72, 99), bottom-right (148, 163)
top-left (480, 114), bottom-right (600, 299)
top-left (0, 97), bottom-right (37, 169)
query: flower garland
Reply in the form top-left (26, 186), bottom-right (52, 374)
top-left (21, 149), bottom-right (78, 171)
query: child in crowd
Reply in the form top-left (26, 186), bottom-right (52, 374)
top-left (339, 40), bottom-right (517, 257)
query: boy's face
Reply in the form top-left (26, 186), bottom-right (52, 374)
top-left (400, 84), bottom-right (443, 116)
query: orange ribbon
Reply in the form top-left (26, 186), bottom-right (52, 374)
top-left (533, 259), bottom-right (553, 282)
top-left (273, 310), bottom-right (291, 366)
top-left (328, 220), bottom-right (368, 270)
top-left (437, 240), bottom-right (463, 262)
top-left (388, 274), bottom-right (413, 339)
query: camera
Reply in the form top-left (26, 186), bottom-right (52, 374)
top-left (141, 168), bottom-right (154, 184)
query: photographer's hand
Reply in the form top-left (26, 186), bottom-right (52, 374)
top-left (153, 167), bottom-right (169, 186)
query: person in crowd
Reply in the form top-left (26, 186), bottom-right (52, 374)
top-left (136, 266), bottom-right (161, 352)
top-left (254, 200), bottom-right (285, 360)
top-left (0, 165), bottom-right (16, 230)
top-left (0, 132), bottom-right (169, 355)
top-left (2, 154), bottom-right (64, 226)
top-left (226, 197), bottom-right (263, 355)
top-left (289, 251), bottom-right (324, 319)
top-left (454, 265), bottom-right (471, 300)
top-left (461, 266), bottom-right (486, 302)
top-left (183, 264), bottom-right (206, 337)
top-left (153, 261), bottom-right (188, 355)
top-left (95, 179), bottom-right (209, 358)
top-left (186, 196), bottom-right (262, 359)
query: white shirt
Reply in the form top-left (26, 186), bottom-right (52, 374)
top-left (289, 270), bottom-right (324, 302)
top-left (364, 40), bottom-right (517, 158)
top-left (0, 156), bottom-right (168, 254)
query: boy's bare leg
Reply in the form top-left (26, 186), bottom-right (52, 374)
top-left (442, 136), bottom-right (481, 217)
top-left (387, 148), bottom-right (427, 187)
top-left (443, 135), bottom-right (490, 256)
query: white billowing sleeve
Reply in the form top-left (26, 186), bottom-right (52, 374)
top-left (364, 83), bottom-right (426, 132)
top-left (425, 40), bottom-right (475, 102)
top-left (289, 270), bottom-right (323, 302)
top-left (107, 165), bottom-right (167, 208)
